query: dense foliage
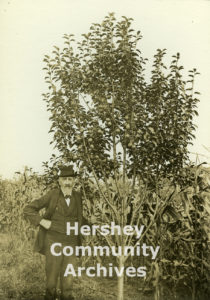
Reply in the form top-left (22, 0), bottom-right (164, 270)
top-left (42, 13), bottom-right (199, 185)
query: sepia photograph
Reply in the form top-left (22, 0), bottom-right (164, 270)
top-left (0, 1), bottom-right (210, 299)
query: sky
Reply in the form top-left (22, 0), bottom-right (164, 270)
top-left (0, 0), bottom-right (210, 179)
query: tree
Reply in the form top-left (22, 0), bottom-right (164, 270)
top-left (42, 13), bottom-right (200, 300)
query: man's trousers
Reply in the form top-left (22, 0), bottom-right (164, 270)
top-left (44, 234), bottom-right (78, 300)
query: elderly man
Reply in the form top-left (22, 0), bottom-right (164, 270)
top-left (24, 165), bottom-right (83, 300)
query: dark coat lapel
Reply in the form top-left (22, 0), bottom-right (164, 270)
top-left (44, 189), bottom-right (60, 219)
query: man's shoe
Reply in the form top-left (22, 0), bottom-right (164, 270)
top-left (44, 288), bottom-right (57, 300)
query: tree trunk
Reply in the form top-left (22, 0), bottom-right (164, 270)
top-left (117, 255), bottom-right (124, 300)
top-left (192, 278), bottom-right (196, 300)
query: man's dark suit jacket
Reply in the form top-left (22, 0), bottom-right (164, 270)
top-left (23, 188), bottom-right (83, 255)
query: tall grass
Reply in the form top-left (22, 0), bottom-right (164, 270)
top-left (0, 233), bottom-right (45, 299)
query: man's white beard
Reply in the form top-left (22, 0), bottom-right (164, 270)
top-left (61, 186), bottom-right (73, 195)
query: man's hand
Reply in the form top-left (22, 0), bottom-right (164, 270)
top-left (40, 219), bottom-right (52, 230)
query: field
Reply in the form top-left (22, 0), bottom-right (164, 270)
top-left (0, 233), bottom-right (155, 300)
top-left (0, 167), bottom-right (209, 300)
top-left (0, 232), bottom-right (207, 300)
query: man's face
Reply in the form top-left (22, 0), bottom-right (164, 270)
top-left (58, 176), bottom-right (76, 190)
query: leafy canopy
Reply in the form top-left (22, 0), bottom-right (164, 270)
top-left (42, 13), bottom-right (199, 184)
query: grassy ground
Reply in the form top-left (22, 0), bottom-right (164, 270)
top-left (0, 233), bottom-right (154, 300)
top-left (0, 233), bottom-right (200, 300)
top-left (0, 233), bottom-right (45, 300)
